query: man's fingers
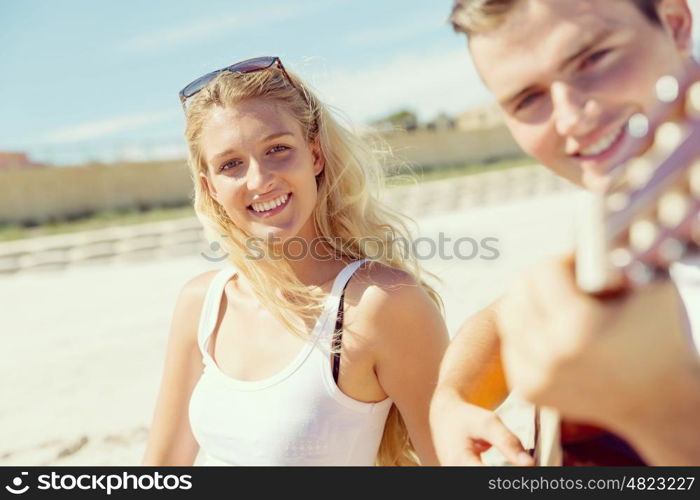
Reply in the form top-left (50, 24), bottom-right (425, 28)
top-left (532, 253), bottom-right (583, 308)
top-left (486, 416), bottom-right (535, 466)
top-left (439, 448), bottom-right (485, 466)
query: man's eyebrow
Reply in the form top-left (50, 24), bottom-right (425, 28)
top-left (499, 29), bottom-right (614, 108)
top-left (558, 28), bottom-right (614, 72)
top-left (500, 85), bottom-right (539, 109)
top-left (209, 131), bottom-right (295, 163)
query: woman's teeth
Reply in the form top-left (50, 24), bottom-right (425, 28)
top-left (250, 193), bottom-right (289, 213)
top-left (579, 126), bottom-right (624, 156)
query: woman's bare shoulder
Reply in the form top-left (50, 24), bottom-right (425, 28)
top-left (351, 261), bottom-right (423, 297)
top-left (169, 270), bottom-right (221, 344)
top-left (346, 261), bottom-right (447, 356)
top-left (347, 261), bottom-right (434, 318)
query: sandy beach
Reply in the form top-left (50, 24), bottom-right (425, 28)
top-left (0, 183), bottom-right (580, 466)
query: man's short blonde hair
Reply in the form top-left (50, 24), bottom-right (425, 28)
top-left (450, 0), bottom-right (662, 36)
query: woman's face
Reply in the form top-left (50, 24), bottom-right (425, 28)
top-left (199, 98), bottom-right (324, 246)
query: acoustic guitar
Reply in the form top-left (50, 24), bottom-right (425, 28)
top-left (533, 61), bottom-right (700, 466)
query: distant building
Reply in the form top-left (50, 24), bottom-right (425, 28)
top-left (370, 110), bottom-right (419, 133)
top-left (456, 103), bottom-right (505, 131)
top-left (0, 151), bottom-right (44, 171)
top-left (426, 112), bottom-right (455, 131)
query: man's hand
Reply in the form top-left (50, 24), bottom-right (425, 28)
top-left (429, 304), bottom-right (534, 466)
top-left (430, 389), bottom-right (534, 466)
top-left (495, 254), bottom-right (696, 432)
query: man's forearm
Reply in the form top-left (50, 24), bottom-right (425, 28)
top-left (435, 303), bottom-right (509, 410)
top-left (616, 361), bottom-right (700, 465)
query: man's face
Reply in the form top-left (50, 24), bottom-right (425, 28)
top-left (470, 0), bottom-right (693, 191)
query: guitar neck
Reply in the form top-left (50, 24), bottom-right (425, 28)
top-left (533, 64), bottom-right (700, 466)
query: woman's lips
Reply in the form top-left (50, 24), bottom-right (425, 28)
top-left (247, 193), bottom-right (292, 218)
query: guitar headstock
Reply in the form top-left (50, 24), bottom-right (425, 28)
top-left (576, 61), bottom-right (700, 293)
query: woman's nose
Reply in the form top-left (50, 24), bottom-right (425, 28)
top-left (245, 158), bottom-right (275, 193)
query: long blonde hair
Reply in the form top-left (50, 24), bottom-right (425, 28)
top-left (183, 63), bottom-right (442, 466)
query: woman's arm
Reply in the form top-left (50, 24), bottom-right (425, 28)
top-left (429, 302), bottom-right (533, 466)
top-left (141, 272), bottom-right (215, 465)
top-left (359, 269), bottom-right (449, 466)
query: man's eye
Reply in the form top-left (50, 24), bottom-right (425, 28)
top-left (516, 91), bottom-right (544, 112)
top-left (580, 48), bottom-right (613, 70)
top-left (268, 144), bottom-right (290, 154)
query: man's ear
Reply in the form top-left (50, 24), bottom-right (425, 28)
top-left (310, 139), bottom-right (325, 177)
top-left (658, 0), bottom-right (693, 56)
top-left (199, 172), bottom-right (218, 202)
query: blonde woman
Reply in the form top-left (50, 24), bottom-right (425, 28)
top-left (142, 57), bottom-right (449, 466)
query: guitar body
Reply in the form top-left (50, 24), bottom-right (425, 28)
top-left (533, 409), bottom-right (647, 466)
top-left (560, 424), bottom-right (646, 466)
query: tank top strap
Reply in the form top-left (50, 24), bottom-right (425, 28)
top-left (195, 260), bottom-right (369, 364)
top-left (197, 265), bottom-right (238, 365)
top-left (312, 259), bottom-right (369, 347)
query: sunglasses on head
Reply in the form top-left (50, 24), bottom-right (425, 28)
top-left (178, 56), bottom-right (300, 108)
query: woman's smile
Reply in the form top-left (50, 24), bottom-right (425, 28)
top-left (247, 192), bottom-right (292, 218)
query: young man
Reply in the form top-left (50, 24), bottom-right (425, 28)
top-left (430, 0), bottom-right (700, 466)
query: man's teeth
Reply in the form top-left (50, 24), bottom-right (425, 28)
top-left (579, 127), bottom-right (623, 156)
top-left (251, 193), bottom-right (289, 213)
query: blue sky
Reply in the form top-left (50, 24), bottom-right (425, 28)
top-left (2, 0), bottom-right (699, 165)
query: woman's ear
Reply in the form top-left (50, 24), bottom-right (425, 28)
top-left (199, 172), bottom-right (218, 202)
top-left (310, 139), bottom-right (325, 176)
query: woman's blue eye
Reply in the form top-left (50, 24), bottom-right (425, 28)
top-left (220, 160), bottom-right (241, 171)
top-left (269, 144), bottom-right (290, 154)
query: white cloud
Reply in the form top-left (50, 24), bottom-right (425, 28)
top-left (120, 142), bottom-right (187, 162)
top-left (119, 8), bottom-right (292, 54)
top-left (37, 111), bottom-right (179, 144)
top-left (119, 1), bottom-right (343, 54)
top-left (344, 15), bottom-right (446, 47)
top-left (306, 47), bottom-right (492, 125)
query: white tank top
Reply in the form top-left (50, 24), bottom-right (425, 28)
top-left (188, 259), bottom-right (393, 465)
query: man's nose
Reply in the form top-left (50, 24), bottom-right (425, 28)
top-left (551, 81), bottom-right (598, 140)
top-left (246, 158), bottom-right (275, 192)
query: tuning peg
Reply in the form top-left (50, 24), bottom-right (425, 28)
top-left (654, 122), bottom-right (685, 154)
top-left (629, 218), bottom-right (659, 252)
top-left (628, 113), bottom-right (650, 138)
top-left (625, 157), bottom-right (655, 188)
top-left (658, 238), bottom-right (686, 263)
top-left (610, 247), bottom-right (633, 268)
top-left (686, 82), bottom-right (700, 118)
top-left (606, 192), bottom-right (629, 212)
top-left (658, 189), bottom-right (690, 227)
top-left (656, 75), bottom-right (680, 103)
top-left (691, 160), bottom-right (700, 198)
top-left (692, 214), bottom-right (700, 245)
top-left (627, 261), bottom-right (655, 285)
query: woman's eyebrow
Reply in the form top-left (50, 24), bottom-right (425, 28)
top-left (260, 131), bottom-right (294, 142)
top-left (209, 132), bottom-right (295, 163)
top-left (210, 147), bottom-right (241, 164)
